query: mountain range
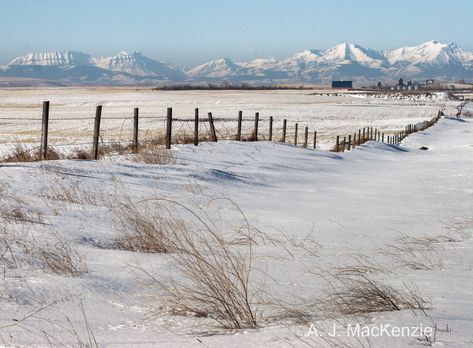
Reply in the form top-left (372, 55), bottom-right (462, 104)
top-left (1, 41), bottom-right (472, 86)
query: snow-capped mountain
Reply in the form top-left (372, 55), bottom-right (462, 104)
top-left (386, 40), bottom-right (472, 66)
top-left (1, 50), bottom-right (185, 84)
top-left (95, 51), bottom-right (185, 80)
top-left (186, 58), bottom-right (243, 79)
top-left (1, 41), bottom-right (472, 85)
top-left (385, 40), bottom-right (473, 79)
top-left (8, 51), bottom-right (95, 67)
top-left (253, 44), bottom-right (390, 82)
top-left (239, 57), bottom-right (278, 70)
top-left (323, 43), bottom-right (389, 68)
top-left (190, 41), bottom-right (473, 83)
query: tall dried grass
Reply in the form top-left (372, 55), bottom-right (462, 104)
top-left (44, 181), bottom-right (108, 206)
top-left (115, 198), bottom-right (261, 329)
top-left (323, 273), bottom-right (428, 316)
top-left (380, 234), bottom-right (444, 270)
top-left (1, 144), bottom-right (63, 163)
top-left (133, 142), bottom-right (176, 165)
top-left (0, 226), bottom-right (87, 277)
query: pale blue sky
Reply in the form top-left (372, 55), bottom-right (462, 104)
top-left (0, 0), bottom-right (471, 67)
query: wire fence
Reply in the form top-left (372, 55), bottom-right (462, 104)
top-left (0, 101), bottom-right (454, 163)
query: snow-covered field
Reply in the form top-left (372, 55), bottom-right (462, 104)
top-left (0, 100), bottom-right (472, 347)
top-left (0, 88), bottom-right (459, 151)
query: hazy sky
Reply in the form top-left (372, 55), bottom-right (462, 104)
top-left (1, 0), bottom-right (472, 68)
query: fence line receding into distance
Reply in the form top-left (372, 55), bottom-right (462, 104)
top-left (0, 101), bottom-right (451, 162)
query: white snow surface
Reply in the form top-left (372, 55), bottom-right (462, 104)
top-left (0, 108), bottom-right (472, 346)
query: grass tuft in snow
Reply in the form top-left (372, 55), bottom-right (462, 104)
top-left (45, 180), bottom-right (109, 207)
top-left (132, 142), bottom-right (176, 165)
top-left (120, 198), bottom-right (262, 329)
top-left (1, 143), bottom-right (63, 163)
top-left (0, 226), bottom-right (87, 277)
top-left (324, 273), bottom-right (428, 316)
top-left (113, 199), bottom-right (175, 253)
top-left (380, 234), bottom-right (444, 270)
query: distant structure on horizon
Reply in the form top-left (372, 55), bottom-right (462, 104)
top-left (332, 81), bottom-right (353, 89)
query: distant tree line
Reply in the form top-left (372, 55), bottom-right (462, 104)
top-left (152, 83), bottom-right (315, 91)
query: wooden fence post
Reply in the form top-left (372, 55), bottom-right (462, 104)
top-left (362, 128), bottom-right (366, 142)
top-left (382, 133), bottom-right (385, 143)
top-left (208, 112), bottom-right (217, 142)
top-left (133, 107), bottom-right (139, 152)
top-left (294, 123), bottom-right (298, 146)
top-left (41, 101), bottom-right (50, 160)
top-left (165, 107), bottom-right (172, 149)
top-left (237, 111), bottom-right (242, 141)
top-left (358, 129), bottom-right (361, 145)
top-left (92, 105), bottom-right (102, 160)
top-left (313, 131), bottom-right (317, 149)
top-left (342, 136), bottom-right (346, 152)
top-left (336, 135), bottom-right (340, 152)
top-left (348, 134), bottom-right (351, 150)
top-left (353, 132), bottom-right (357, 148)
top-left (269, 116), bottom-right (273, 141)
top-left (370, 127), bottom-right (373, 140)
top-left (254, 112), bottom-right (259, 141)
top-left (194, 108), bottom-right (199, 146)
top-left (282, 119), bottom-right (287, 142)
top-left (304, 126), bottom-right (308, 148)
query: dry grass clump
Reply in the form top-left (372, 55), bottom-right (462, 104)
top-left (380, 234), bottom-right (444, 270)
top-left (0, 226), bottom-right (87, 277)
top-left (324, 273), bottom-right (428, 316)
top-left (25, 235), bottom-right (88, 276)
top-left (1, 144), bottom-right (63, 163)
top-left (63, 143), bottom-right (131, 160)
top-left (441, 217), bottom-right (472, 241)
top-left (335, 253), bottom-right (392, 275)
top-left (0, 206), bottom-right (44, 224)
top-left (65, 148), bottom-right (95, 160)
top-left (117, 198), bottom-right (261, 329)
top-left (114, 200), bottom-right (174, 253)
top-left (44, 181), bottom-right (107, 206)
top-left (133, 143), bottom-right (176, 165)
top-left (173, 132), bottom-right (196, 144)
top-left (0, 194), bottom-right (44, 225)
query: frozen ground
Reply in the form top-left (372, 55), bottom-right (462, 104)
top-left (0, 88), bottom-right (460, 151)
top-left (0, 103), bottom-right (472, 347)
